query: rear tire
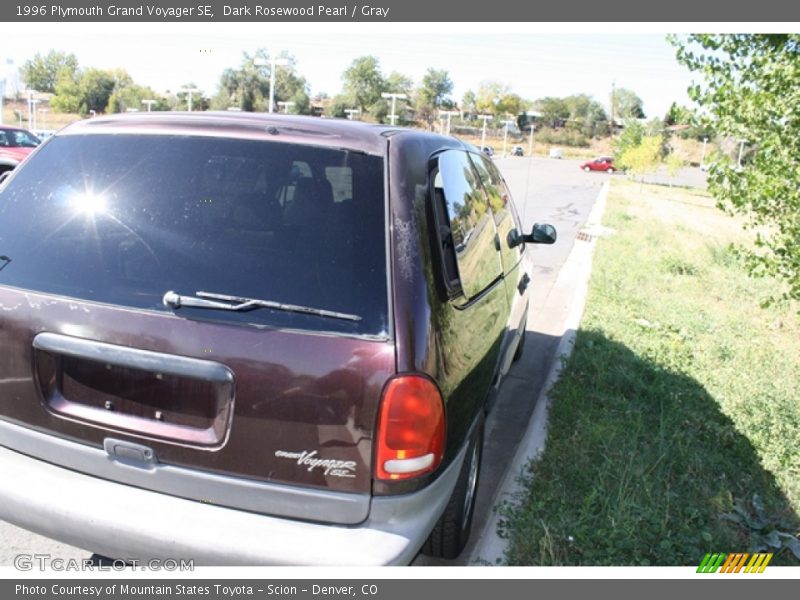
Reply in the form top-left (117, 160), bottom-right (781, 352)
top-left (583, 166), bottom-right (591, 172)
top-left (422, 417), bottom-right (484, 559)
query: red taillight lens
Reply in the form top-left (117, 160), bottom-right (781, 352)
top-left (375, 375), bottom-right (446, 481)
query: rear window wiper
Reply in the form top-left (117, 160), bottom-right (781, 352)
top-left (163, 291), bottom-right (362, 322)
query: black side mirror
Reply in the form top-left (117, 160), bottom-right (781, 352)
top-left (527, 223), bottom-right (557, 244)
top-left (508, 223), bottom-right (557, 247)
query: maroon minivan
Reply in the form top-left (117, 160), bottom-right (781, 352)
top-left (0, 113), bottom-right (555, 564)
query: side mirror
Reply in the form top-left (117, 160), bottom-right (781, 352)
top-left (527, 223), bottom-right (557, 244)
top-left (508, 223), bottom-right (557, 248)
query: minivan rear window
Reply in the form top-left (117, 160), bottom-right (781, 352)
top-left (0, 134), bottom-right (388, 336)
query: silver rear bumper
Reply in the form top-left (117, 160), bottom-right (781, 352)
top-left (0, 427), bottom-right (464, 566)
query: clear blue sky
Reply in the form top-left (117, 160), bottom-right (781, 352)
top-left (3, 24), bottom-right (696, 118)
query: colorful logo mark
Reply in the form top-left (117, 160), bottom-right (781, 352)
top-left (697, 552), bottom-right (773, 573)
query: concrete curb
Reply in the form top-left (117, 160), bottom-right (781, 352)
top-left (469, 180), bottom-right (611, 565)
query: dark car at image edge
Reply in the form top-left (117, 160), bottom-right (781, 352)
top-left (0, 113), bottom-right (555, 565)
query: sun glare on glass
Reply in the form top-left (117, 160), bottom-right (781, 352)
top-left (71, 192), bottom-right (107, 215)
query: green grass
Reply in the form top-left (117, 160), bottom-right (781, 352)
top-left (501, 179), bottom-right (800, 566)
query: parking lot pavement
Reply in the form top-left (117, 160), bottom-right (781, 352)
top-left (1, 157), bottom-right (605, 568)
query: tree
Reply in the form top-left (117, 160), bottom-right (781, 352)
top-left (496, 93), bottom-right (524, 119)
top-left (461, 90), bottom-right (477, 116)
top-left (79, 69), bottom-right (117, 113)
top-left (617, 136), bottom-right (662, 185)
top-left (213, 49), bottom-right (270, 112)
top-left (342, 56), bottom-right (386, 114)
top-left (20, 50), bottom-right (78, 93)
top-left (418, 68), bottom-right (453, 109)
top-left (475, 80), bottom-right (511, 114)
top-left (534, 96), bottom-right (569, 126)
top-left (672, 34), bottom-right (800, 303)
top-left (612, 118), bottom-right (646, 162)
top-left (612, 87), bottom-right (646, 120)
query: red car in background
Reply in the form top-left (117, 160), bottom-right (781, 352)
top-left (0, 126), bottom-right (41, 175)
top-left (580, 156), bottom-right (617, 173)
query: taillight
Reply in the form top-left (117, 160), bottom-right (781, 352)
top-left (375, 375), bottom-right (446, 481)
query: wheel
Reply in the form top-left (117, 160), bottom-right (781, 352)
top-left (583, 166), bottom-right (591, 172)
top-left (422, 417), bottom-right (484, 559)
top-left (606, 167), bottom-right (615, 173)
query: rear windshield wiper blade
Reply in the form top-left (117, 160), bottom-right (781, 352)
top-left (163, 290), bottom-right (362, 322)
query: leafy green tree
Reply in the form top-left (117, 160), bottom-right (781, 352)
top-left (672, 33), bottom-right (800, 303)
top-left (342, 56), bottom-right (386, 114)
top-left (534, 96), bottom-right (569, 126)
top-left (475, 80), bottom-right (510, 114)
top-left (496, 93), bottom-right (524, 118)
top-left (612, 118), bottom-right (646, 162)
top-left (461, 90), bottom-right (477, 116)
top-left (50, 71), bottom-right (82, 113)
top-left (20, 50), bottom-right (78, 93)
top-left (612, 87), bottom-right (646, 120)
top-left (418, 68), bottom-right (453, 109)
top-left (79, 69), bottom-right (116, 113)
top-left (213, 49), bottom-right (270, 111)
top-left (617, 136), bottom-right (662, 184)
top-left (665, 152), bottom-right (684, 187)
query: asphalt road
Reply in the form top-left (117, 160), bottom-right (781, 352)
top-left (0, 157), bottom-right (608, 567)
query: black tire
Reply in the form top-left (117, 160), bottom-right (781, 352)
top-left (422, 417), bottom-right (484, 559)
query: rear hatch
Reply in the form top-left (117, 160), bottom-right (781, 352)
top-left (0, 128), bottom-right (392, 502)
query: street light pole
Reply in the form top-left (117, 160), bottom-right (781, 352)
top-left (700, 137), bottom-right (708, 168)
top-left (501, 119), bottom-right (514, 156)
top-left (381, 92), bottom-right (407, 126)
top-left (259, 55), bottom-right (290, 113)
top-left (478, 114), bottom-right (493, 149)
top-left (439, 110), bottom-right (459, 136)
top-left (528, 125), bottom-right (535, 157)
top-left (181, 85), bottom-right (197, 112)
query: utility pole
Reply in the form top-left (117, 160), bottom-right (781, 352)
top-left (501, 119), bottom-right (515, 156)
top-left (381, 92), bottom-right (407, 126)
top-left (610, 79), bottom-right (616, 134)
top-left (478, 114), bottom-right (493, 150)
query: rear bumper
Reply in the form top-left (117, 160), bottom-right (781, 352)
top-left (0, 435), bottom-right (465, 566)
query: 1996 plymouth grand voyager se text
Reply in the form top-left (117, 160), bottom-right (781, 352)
top-left (0, 113), bottom-right (555, 565)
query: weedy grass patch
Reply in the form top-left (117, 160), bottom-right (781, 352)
top-left (502, 180), bottom-right (800, 565)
